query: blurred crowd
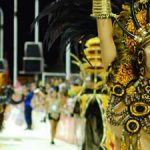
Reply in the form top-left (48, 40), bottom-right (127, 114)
top-left (0, 77), bottom-right (82, 144)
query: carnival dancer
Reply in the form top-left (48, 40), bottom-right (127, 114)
top-left (71, 37), bottom-right (115, 150)
top-left (92, 0), bottom-right (150, 149)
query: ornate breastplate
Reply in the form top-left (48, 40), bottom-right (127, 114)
top-left (107, 46), bottom-right (150, 149)
top-left (107, 76), bottom-right (150, 132)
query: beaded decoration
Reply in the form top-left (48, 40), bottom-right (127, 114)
top-left (107, 0), bottom-right (150, 149)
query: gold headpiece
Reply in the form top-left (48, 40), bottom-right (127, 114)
top-left (113, 1), bottom-right (150, 51)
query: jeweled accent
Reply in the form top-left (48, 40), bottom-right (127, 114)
top-left (129, 102), bottom-right (150, 117)
top-left (125, 119), bottom-right (141, 134)
top-left (112, 84), bottom-right (125, 97)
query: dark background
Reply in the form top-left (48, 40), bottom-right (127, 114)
top-left (0, 0), bottom-right (75, 81)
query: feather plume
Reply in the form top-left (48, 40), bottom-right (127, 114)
top-left (33, 0), bottom-right (125, 59)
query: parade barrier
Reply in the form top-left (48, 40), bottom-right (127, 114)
top-left (56, 115), bottom-right (85, 145)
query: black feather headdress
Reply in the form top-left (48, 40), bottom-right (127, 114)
top-left (33, 0), bottom-right (124, 59)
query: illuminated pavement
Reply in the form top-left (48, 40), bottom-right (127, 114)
top-left (0, 117), bottom-right (78, 150)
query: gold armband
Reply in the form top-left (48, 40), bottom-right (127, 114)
top-left (91, 0), bottom-right (112, 19)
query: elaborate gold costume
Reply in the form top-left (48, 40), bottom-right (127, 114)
top-left (72, 37), bottom-right (115, 150)
top-left (92, 0), bottom-right (150, 149)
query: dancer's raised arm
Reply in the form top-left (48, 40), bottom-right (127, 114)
top-left (92, 0), bottom-right (117, 70)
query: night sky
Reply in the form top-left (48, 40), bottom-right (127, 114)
top-left (0, 0), bottom-right (67, 80)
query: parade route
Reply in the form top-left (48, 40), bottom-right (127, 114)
top-left (0, 118), bottom-right (77, 150)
